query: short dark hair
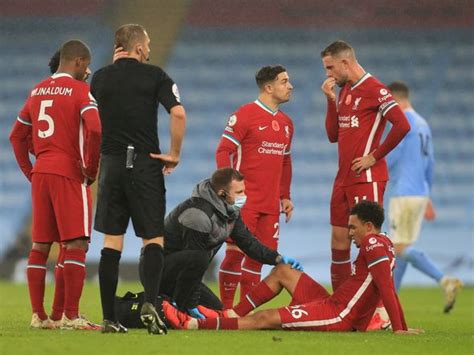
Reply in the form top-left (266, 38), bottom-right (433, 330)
top-left (320, 40), bottom-right (354, 58)
top-left (210, 168), bottom-right (244, 193)
top-left (255, 65), bottom-right (287, 89)
top-left (59, 40), bottom-right (91, 61)
top-left (350, 200), bottom-right (385, 229)
top-left (388, 81), bottom-right (410, 99)
top-left (115, 24), bottom-right (147, 51)
top-left (49, 50), bottom-right (60, 74)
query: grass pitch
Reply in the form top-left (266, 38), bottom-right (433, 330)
top-left (0, 281), bottom-right (472, 355)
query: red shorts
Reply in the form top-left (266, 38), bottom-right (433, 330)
top-left (330, 181), bottom-right (386, 227)
top-left (278, 274), bottom-right (351, 331)
top-left (227, 208), bottom-right (280, 250)
top-left (31, 173), bottom-right (92, 243)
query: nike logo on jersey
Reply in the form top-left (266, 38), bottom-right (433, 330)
top-left (258, 126), bottom-right (268, 130)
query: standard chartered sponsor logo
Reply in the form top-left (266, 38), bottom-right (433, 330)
top-left (338, 115), bottom-right (359, 128)
top-left (258, 141), bottom-right (287, 155)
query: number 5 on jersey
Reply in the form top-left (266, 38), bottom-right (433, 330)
top-left (38, 99), bottom-right (55, 138)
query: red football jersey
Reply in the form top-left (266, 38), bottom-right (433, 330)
top-left (333, 73), bottom-right (399, 186)
top-left (331, 233), bottom-right (407, 331)
top-left (17, 73), bottom-right (99, 182)
top-left (216, 100), bottom-right (293, 214)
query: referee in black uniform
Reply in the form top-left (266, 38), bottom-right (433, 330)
top-left (91, 24), bottom-right (186, 334)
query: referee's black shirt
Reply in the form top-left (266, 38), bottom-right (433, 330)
top-left (90, 58), bottom-right (181, 155)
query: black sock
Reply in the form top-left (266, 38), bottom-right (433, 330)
top-left (138, 247), bottom-right (145, 286)
top-left (141, 244), bottom-right (164, 305)
top-left (99, 248), bottom-right (121, 321)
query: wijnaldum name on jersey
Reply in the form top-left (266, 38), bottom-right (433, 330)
top-left (31, 86), bottom-right (73, 97)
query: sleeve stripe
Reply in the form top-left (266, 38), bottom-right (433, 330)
top-left (80, 105), bottom-right (98, 116)
top-left (17, 116), bottom-right (32, 126)
top-left (222, 133), bottom-right (240, 146)
top-left (368, 255), bottom-right (390, 268)
top-left (380, 101), bottom-right (398, 116)
top-left (284, 150), bottom-right (291, 155)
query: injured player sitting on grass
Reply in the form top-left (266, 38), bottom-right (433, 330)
top-left (164, 201), bottom-right (424, 334)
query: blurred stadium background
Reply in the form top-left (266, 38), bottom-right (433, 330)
top-left (0, 0), bottom-right (472, 286)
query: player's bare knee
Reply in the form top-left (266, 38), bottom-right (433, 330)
top-left (65, 237), bottom-right (89, 251)
top-left (251, 310), bottom-right (280, 329)
top-left (32, 242), bottom-right (52, 254)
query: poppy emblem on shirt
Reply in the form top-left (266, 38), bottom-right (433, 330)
top-left (345, 94), bottom-right (352, 105)
top-left (369, 237), bottom-right (377, 244)
top-left (272, 120), bottom-right (280, 131)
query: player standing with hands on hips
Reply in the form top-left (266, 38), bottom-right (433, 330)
top-left (216, 65), bottom-right (294, 308)
top-left (10, 40), bottom-right (102, 330)
top-left (320, 40), bottom-right (410, 329)
top-left (91, 24), bottom-right (186, 334)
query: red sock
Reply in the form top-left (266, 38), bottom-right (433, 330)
top-left (240, 257), bottom-right (262, 302)
top-left (219, 249), bottom-right (244, 308)
top-left (233, 281), bottom-right (275, 317)
top-left (198, 317), bottom-right (238, 330)
top-left (331, 248), bottom-right (351, 292)
top-left (27, 249), bottom-right (48, 319)
top-left (51, 245), bottom-right (66, 320)
top-left (63, 248), bottom-right (86, 319)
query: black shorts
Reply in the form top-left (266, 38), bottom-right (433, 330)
top-left (94, 153), bottom-right (165, 239)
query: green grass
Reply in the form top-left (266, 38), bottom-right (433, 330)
top-left (0, 281), bottom-right (472, 355)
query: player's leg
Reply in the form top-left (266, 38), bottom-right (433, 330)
top-left (391, 197), bottom-right (463, 312)
top-left (50, 242), bottom-right (67, 323)
top-left (240, 213), bottom-right (279, 300)
top-left (218, 242), bottom-right (244, 308)
top-left (329, 182), bottom-right (352, 292)
top-left (29, 173), bottom-right (57, 328)
top-left (129, 154), bottom-right (167, 334)
top-left (94, 154), bottom-right (129, 331)
top-left (233, 264), bottom-right (317, 317)
top-left (54, 176), bottom-right (100, 330)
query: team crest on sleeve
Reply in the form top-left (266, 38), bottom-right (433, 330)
top-left (369, 237), bottom-right (377, 244)
top-left (172, 84), bottom-right (181, 103)
top-left (272, 120), bottom-right (280, 131)
top-left (228, 115), bottom-right (237, 127)
top-left (379, 88), bottom-right (388, 95)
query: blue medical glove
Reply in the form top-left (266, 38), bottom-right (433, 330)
top-left (187, 307), bottom-right (205, 319)
top-left (280, 255), bottom-right (304, 271)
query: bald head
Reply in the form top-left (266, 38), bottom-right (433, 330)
top-left (320, 40), bottom-right (356, 60)
top-left (59, 40), bottom-right (91, 62)
top-left (115, 24), bottom-right (148, 52)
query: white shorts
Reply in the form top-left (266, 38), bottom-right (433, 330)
top-left (389, 196), bottom-right (429, 244)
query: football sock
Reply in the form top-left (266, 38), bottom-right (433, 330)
top-left (240, 257), bottom-right (262, 302)
top-left (402, 246), bottom-right (443, 282)
top-left (51, 245), bottom-right (66, 320)
top-left (27, 249), bottom-right (48, 320)
top-left (198, 317), bottom-right (239, 330)
top-left (99, 247), bottom-right (121, 321)
top-left (393, 256), bottom-right (408, 291)
top-left (218, 249), bottom-right (244, 308)
top-left (141, 243), bottom-right (164, 305)
top-left (233, 281), bottom-right (275, 317)
top-left (331, 248), bottom-right (351, 292)
top-left (63, 248), bottom-right (86, 320)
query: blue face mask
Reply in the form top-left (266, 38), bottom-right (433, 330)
top-left (232, 195), bottom-right (247, 210)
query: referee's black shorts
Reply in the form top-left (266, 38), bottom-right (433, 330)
top-left (94, 153), bottom-right (166, 239)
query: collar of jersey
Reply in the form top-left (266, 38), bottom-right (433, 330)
top-left (51, 73), bottom-right (73, 79)
top-left (254, 99), bottom-right (279, 116)
top-left (351, 72), bottom-right (371, 90)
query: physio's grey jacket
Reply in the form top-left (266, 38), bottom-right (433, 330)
top-left (164, 179), bottom-right (279, 264)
